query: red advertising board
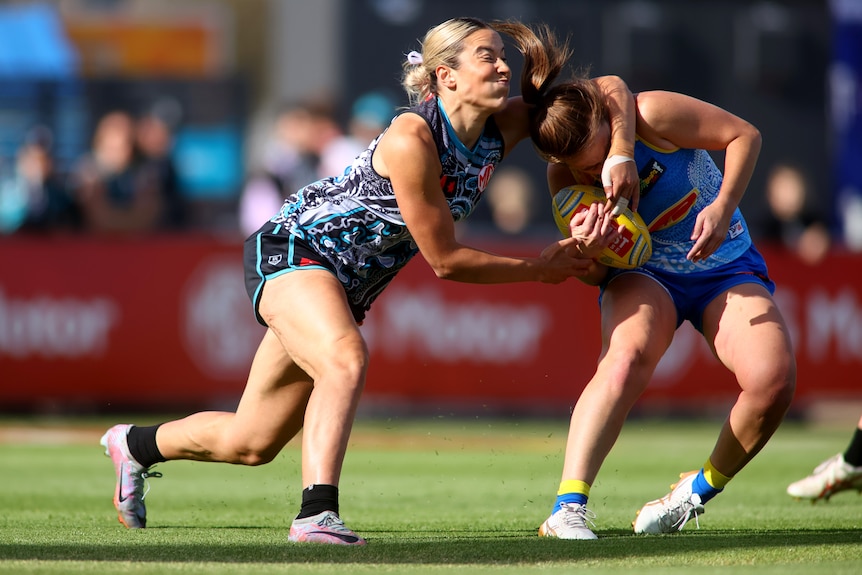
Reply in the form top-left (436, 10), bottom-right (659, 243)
top-left (1, 235), bottom-right (860, 415)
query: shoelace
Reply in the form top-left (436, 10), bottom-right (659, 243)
top-left (559, 503), bottom-right (598, 530)
top-left (665, 495), bottom-right (701, 531)
top-left (140, 468), bottom-right (163, 500)
top-left (318, 512), bottom-right (351, 532)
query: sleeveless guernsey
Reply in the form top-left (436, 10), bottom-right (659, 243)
top-left (633, 137), bottom-right (751, 274)
top-left (256, 97), bottom-right (505, 317)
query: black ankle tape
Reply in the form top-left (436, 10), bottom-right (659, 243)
top-left (127, 424), bottom-right (167, 468)
top-left (844, 427), bottom-right (862, 467)
top-left (296, 484), bottom-right (339, 519)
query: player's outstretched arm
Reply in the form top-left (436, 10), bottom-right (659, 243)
top-left (379, 113), bottom-right (590, 285)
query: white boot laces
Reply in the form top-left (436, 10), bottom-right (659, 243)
top-left (560, 503), bottom-right (597, 530)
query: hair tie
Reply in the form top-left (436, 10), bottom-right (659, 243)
top-left (406, 51), bottom-right (424, 65)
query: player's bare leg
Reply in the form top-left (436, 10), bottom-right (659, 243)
top-left (154, 329), bottom-right (312, 465)
top-left (542, 275), bottom-right (675, 539)
top-left (561, 274), bottom-right (676, 485)
top-left (633, 282), bottom-right (795, 534)
top-left (156, 270), bottom-right (366, 477)
top-left (258, 270), bottom-right (367, 544)
top-left (120, 270), bottom-right (368, 543)
top-left (702, 283), bottom-right (796, 477)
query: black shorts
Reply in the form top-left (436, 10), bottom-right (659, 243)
top-left (243, 221), bottom-right (367, 325)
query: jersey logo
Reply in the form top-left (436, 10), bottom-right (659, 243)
top-left (268, 254), bottom-right (282, 266)
top-left (638, 159), bottom-right (666, 198)
top-left (440, 163), bottom-right (495, 197)
top-left (477, 164), bottom-right (495, 192)
top-left (648, 189), bottom-right (698, 232)
top-left (440, 175), bottom-right (458, 197)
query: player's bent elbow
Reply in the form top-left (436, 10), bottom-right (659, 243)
top-left (424, 257), bottom-right (459, 281)
top-left (741, 123), bottom-right (762, 152)
top-left (431, 266), bottom-right (458, 281)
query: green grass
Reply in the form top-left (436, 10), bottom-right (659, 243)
top-left (1, 416), bottom-right (861, 574)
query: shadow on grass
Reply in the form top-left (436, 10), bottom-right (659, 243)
top-left (3, 529), bottom-right (861, 564)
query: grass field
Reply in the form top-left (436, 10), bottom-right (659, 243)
top-left (1, 415), bottom-right (861, 574)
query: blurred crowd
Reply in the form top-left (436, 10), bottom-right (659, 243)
top-left (238, 91), bottom-right (398, 237)
top-left (0, 91), bottom-right (409, 240)
top-left (0, 108), bottom-right (185, 236)
top-left (0, 90), bottom-right (841, 264)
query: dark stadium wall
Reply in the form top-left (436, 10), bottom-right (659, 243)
top-left (339, 0), bottom-right (830, 237)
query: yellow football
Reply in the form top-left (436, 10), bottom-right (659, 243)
top-left (551, 185), bottom-right (652, 269)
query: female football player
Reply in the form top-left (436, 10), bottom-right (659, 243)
top-left (100, 17), bottom-right (639, 545)
top-left (499, 21), bottom-right (796, 539)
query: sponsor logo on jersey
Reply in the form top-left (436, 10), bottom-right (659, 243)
top-left (639, 159), bottom-right (666, 197)
top-left (268, 254), bottom-right (282, 266)
top-left (477, 164), bottom-right (495, 192)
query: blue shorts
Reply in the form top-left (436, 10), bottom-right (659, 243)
top-left (599, 243), bottom-right (776, 333)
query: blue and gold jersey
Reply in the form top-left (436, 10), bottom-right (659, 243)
top-left (633, 137), bottom-right (751, 274)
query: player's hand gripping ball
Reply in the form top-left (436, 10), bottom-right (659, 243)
top-left (552, 185), bottom-right (652, 269)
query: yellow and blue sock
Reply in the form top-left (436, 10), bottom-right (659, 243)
top-left (691, 459), bottom-right (732, 504)
top-left (553, 479), bottom-right (590, 512)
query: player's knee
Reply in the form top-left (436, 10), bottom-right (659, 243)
top-left (322, 335), bottom-right (369, 389)
top-left (219, 433), bottom-right (282, 466)
top-left (604, 346), bottom-right (659, 381)
top-left (594, 358), bottom-right (651, 403)
top-left (746, 355), bottom-right (796, 412)
top-left (233, 443), bottom-right (280, 466)
top-left (770, 367), bottom-right (796, 412)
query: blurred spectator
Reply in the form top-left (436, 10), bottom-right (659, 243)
top-left (347, 91), bottom-right (397, 146)
top-left (483, 166), bottom-right (536, 235)
top-left (69, 110), bottom-right (163, 235)
top-left (318, 91), bottom-right (396, 178)
top-left (238, 100), bottom-right (323, 236)
top-left (239, 93), bottom-right (396, 237)
top-left (0, 126), bottom-right (78, 234)
top-left (315, 109), bottom-right (364, 181)
top-left (755, 163), bottom-right (831, 265)
top-left (135, 108), bottom-right (188, 230)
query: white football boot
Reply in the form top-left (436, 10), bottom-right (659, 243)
top-left (633, 471), bottom-right (704, 534)
top-left (100, 424), bottom-right (161, 528)
top-left (538, 502), bottom-right (598, 540)
top-left (787, 453), bottom-right (862, 502)
top-left (288, 510), bottom-right (367, 545)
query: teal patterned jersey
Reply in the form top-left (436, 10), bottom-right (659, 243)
top-left (268, 96), bottom-right (505, 315)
